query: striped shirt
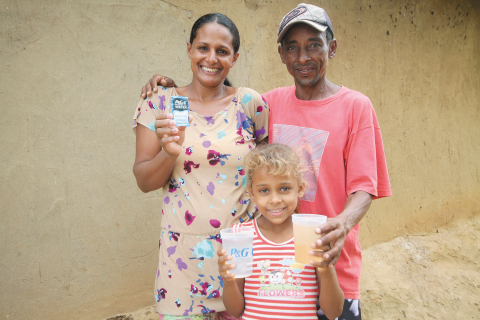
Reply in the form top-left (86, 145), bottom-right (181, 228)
top-left (233, 220), bottom-right (319, 320)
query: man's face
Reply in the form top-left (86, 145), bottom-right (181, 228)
top-left (278, 24), bottom-right (336, 88)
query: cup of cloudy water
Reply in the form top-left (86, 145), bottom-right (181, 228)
top-left (220, 227), bottom-right (254, 278)
top-left (292, 214), bottom-right (327, 264)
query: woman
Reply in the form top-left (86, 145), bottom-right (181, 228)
top-left (132, 13), bottom-right (269, 320)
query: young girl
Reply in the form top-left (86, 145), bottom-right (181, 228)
top-left (217, 144), bottom-right (344, 320)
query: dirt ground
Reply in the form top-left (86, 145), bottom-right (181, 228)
top-left (105, 214), bottom-right (480, 320)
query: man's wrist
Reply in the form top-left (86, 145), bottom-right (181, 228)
top-left (334, 212), bottom-right (351, 235)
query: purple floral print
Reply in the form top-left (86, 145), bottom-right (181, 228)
top-left (209, 219), bottom-right (221, 228)
top-left (185, 210), bottom-right (196, 226)
top-left (184, 160), bottom-right (200, 174)
top-left (207, 150), bottom-right (230, 166)
top-left (156, 288), bottom-right (167, 302)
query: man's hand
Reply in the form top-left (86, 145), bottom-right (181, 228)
top-left (310, 217), bottom-right (348, 268)
top-left (140, 74), bottom-right (177, 99)
top-left (309, 191), bottom-right (373, 269)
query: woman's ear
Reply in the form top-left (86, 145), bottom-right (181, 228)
top-left (231, 52), bottom-right (239, 67)
top-left (187, 41), bottom-right (192, 59)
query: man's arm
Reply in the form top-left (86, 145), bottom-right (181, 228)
top-left (310, 190), bottom-right (372, 268)
top-left (140, 75), bottom-right (177, 99)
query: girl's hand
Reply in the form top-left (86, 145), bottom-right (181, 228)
top-left (154, 113), bottom-right (192, 157)
top-left (217, 249), bottom-right (237, 282)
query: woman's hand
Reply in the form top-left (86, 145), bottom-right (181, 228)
top-left (217, 249), bottom-right (237, 282)
top-left (154, 113), bottom-right (192, 157)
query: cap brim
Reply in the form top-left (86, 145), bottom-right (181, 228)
top-left (277, 20), bottom-right (328, 43)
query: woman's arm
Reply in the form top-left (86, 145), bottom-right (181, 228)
top-left (133, 111), bottom-right (191, 192)
top-left (133, 124), bottom-right (177, 192)
top-left (316, 267), bottom-right (344, 320)
top-left (218, 249), bottom-right (246, 317)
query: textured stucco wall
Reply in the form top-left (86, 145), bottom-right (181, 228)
top-left (0, 0), bottom-right (478, 319)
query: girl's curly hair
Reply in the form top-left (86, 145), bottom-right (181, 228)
top-left (244, 143), bottom-right (305, 188)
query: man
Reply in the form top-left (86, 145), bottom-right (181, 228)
top-left (141, 4), bottom-right (391, 319)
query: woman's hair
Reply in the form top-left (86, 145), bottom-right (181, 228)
top-left (189, 13), bottom-right (240, 54)
top-left (244, 144), bottom-right (305, 188)
top-left (189, 13), bottom-right (239, 87)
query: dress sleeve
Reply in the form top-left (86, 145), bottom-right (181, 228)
top-left (344, 96), bottom-right (392, 199)
top-left (242, 88), bottom-right (269, 142)
top-left (132, 87), bottom-right (171, 134)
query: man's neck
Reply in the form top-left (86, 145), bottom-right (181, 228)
top-left (294, 78), bottom-right (341, 101)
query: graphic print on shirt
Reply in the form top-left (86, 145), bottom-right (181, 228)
top-left (272, 124), bottom-right (329, 202)
top-left (256, 258), bottom-right (307, 299)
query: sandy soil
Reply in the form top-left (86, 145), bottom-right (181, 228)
top-left (105, 214), bottom-right (480, 320)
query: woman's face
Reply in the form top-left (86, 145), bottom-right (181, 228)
top-left (187, 22), bottom-right (239, 88)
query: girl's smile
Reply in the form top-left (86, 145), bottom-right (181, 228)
top-left (267, 207), bottom-right (287, 216)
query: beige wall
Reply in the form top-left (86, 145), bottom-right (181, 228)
top-left (0, 0), bottom-right (478, 319)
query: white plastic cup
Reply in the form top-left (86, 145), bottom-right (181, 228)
top-left (292, 214), bottom-right (327, 264)
top-left (220, 227), bottom-right (254, 278)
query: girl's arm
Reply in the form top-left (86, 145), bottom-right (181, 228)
top-left (223, 278), bottom-right (245, 317)
top-left (316, 267), bottom-right (344, 320)
top-left (218, 249), bottom-right (245, 317)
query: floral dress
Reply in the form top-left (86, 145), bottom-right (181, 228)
top-left (132, 87), bottom-right (269, 318)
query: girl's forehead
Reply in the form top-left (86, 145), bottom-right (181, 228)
top-left (253, 166), bottom-right (293, 179)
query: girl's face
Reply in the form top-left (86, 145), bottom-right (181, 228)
top-left (187, 22), bottom-right (239, 88)
top-left (248, 167), bottom-right (305, 226)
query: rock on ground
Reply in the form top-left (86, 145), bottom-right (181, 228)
top-left (105, 214), bottom-right (480, 320)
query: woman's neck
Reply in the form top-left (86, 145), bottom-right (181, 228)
top-left (179, 79), bottom-right (230, 102)
top-left (176, 79), bottom-right (237, 116)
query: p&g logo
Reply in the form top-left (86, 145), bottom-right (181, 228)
top-left (230, 248), bottom-right (250, 257)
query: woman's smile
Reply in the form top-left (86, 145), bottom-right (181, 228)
top-left (200, 66), bottom-right (220, 73)
top-left (187, 22), bottom-right (239, 88)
